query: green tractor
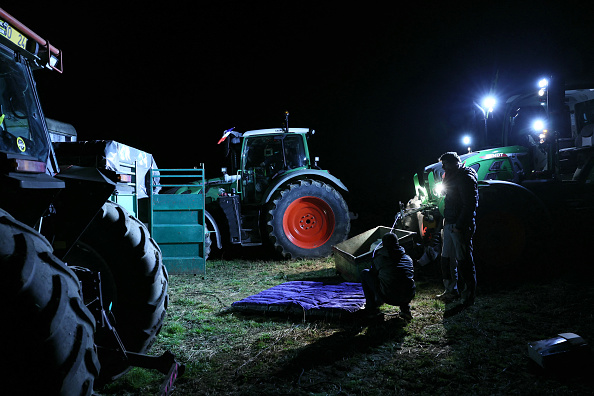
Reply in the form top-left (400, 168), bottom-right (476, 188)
top-left (403, 76), bottom-right (594, 277)
top-left (173, 120), bottom-right (351, 259)
top-left (0, 9), bottom-right (180, 395)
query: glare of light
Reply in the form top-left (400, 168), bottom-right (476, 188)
top-left (482, 96), bottom-right (496, 113)
top-left (434, 182), bottom-right (445, 196)
top-left (462, 135), bottom-right (472, 145)
top-left (538, 88), bottom-right (546, 97)
top-left (538, 78), bottom-right (549, 88)
top-left (532, 119), bottom-right (545, 132)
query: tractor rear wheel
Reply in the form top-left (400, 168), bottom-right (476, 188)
top-left (267, 179), bottom-right (350, 258)
top-left (474, 181), bottom-right (551, 282)
top-left (0, 208), bottom-right (99, 396)
top-left (67, 201), bottom-right (169, 384)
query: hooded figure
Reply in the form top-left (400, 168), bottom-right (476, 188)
top-left (360, 233), bottom-right (416, 320)
top-left (436, 151), bottom-right (479, 307)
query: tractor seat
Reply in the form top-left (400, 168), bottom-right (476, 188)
top-left (576, 124), bottom-right (594, 148)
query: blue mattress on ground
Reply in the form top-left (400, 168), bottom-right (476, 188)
top-left (231, 281), bottom-right (365, 317)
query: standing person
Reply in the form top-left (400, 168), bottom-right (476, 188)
top-left (360, 232), bottom-right (416, 320)
top-left (436, 152), bottom-right (479, 307)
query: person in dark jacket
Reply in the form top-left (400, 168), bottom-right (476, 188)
top-left (436, 152), bottom-right (479, 307)
top-left (360, 232), bottom-right (416, 320)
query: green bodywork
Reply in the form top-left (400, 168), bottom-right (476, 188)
top-left (413, 145), bottom-right (531, 214)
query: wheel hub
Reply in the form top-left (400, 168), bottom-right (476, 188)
top-left (283, 196), bottom-right (335, 249)
top-left (299, 213), bottom-right (316, 229)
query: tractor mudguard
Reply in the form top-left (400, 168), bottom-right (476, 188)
top-left (206, 210), bottom-right (222, 249)
top-left (260, 169), bottom-right (348, 206)
top-left (0, 170), bottom-right (65, 227)
top-left (48, 165), bottom-right (116, 259)
top-left (478, 179), bottom-right (548, 212)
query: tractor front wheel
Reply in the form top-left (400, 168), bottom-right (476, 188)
top-left (0, 208), bottom-right (99, 395)
top-left (67, 201), bottom-right (169, 384)
top-left (267, 180), bottom-right (350, 259)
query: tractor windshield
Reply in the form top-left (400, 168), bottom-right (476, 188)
top-left (0, 44), bottom-right (49, 162)
top-left (242, 133), bottom-right (308, 203)
top-left (243, 134), bottom-right (307, 175)
top-left (508, 105), bottom-right (548, 147)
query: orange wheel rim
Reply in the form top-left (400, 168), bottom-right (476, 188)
top-left (283, 196), bottom-right (335, 249)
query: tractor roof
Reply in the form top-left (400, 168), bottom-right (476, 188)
top-left (0, 8), bottom-right (62, 72)
top-left (243, 128), bottom-right (311, 137)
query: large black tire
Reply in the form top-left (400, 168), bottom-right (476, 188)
top-left (67, 201), bottom-right (169, 383)
top-left (474, 181), bottom-right (552, 282)
top-left (0, 208), bottom-right (99, 396)
top-left (266, 179), bottom-right (350, 259)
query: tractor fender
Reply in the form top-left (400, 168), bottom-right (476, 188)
top-left (478, 180), bottom-right (547, 208)
top-left (477, 179), bottom-right (551, 220)
top-left (260, 169), bottom-right (349, 205)
top-left (205, 209), bottom-right (222, 249)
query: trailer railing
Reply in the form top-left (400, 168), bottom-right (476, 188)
top-left (149, 167), bottom-right (206, 275)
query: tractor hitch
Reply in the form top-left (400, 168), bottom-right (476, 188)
top-left (124, 350), bottom-right (185, 396)
top-left (74, 266), bottom-right (185, 394)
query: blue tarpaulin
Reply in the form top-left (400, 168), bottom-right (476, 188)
top-left (231, 281), bottom-right (365, 317)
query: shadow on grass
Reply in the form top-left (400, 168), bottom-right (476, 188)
top-left (273, 315), bottom-right (409, 379)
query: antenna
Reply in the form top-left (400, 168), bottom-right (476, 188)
top-left (284, 111), bottom-right (289, 133)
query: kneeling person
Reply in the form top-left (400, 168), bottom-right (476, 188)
top-left (360, 233), bottom-right (416, 320)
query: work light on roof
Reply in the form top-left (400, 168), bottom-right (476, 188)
top-left (532, 119), bottom-right (545, 132)
top-left (482, 96), bottom-right (496, 113)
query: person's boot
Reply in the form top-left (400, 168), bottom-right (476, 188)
top-left (458, 260), bottom-right (476, 307)
top-left (436, 279), bottom-right (459, 302)
top-left (435, 257), bottom-right (458, 301)
top-left (460, 289), bottom-right (475, 307)
top-left (399, 305), bottom-right (413, 321)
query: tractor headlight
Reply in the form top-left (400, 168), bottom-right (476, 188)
top-left (434, 182), bottom-right (445, 197)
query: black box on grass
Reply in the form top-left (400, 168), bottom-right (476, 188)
top-left (527, 333), bottom-right (591, 370)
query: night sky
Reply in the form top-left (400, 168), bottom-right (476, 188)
top-left (8, 2), bottom-right (594, 232)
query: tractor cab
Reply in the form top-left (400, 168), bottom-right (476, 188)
top-left (498, 82), bottom-right (594, 180)
top-left (0, 38), bottom-right (54, 169)
top-left (240, 128), bottom-right (311, 203)
top-left (0, 17), bottom-right (64, 225)
top-left (215, 127), bottom-right (314, 204)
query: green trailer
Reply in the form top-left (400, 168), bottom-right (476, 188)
top-left (149, 168), bottom-right (207, 275)
top-left (52, 136), bottom-right (208, 275)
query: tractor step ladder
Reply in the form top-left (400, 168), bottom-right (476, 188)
top-left (149, 167), bottom-right (206, 275)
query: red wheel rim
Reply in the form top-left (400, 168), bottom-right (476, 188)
top-left (283, 196), bottom-right (335, 249)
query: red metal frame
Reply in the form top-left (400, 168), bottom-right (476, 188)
top-left (0, 8), bottom-right (63, 73)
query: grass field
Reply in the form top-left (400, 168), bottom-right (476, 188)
top-left (99, 257), bottom-right (594, 395)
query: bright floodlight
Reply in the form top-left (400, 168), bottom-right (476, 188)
top-left (434, 182), bottom-right (445, 196)
top-left (482, 96), bottom-right (496, 112)
top-left (539, 78), bottom-right (549, 88)
top-left (462, 135), bottom-right (472, 145)
top-left (533, 119), bottom-right (545, 131)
